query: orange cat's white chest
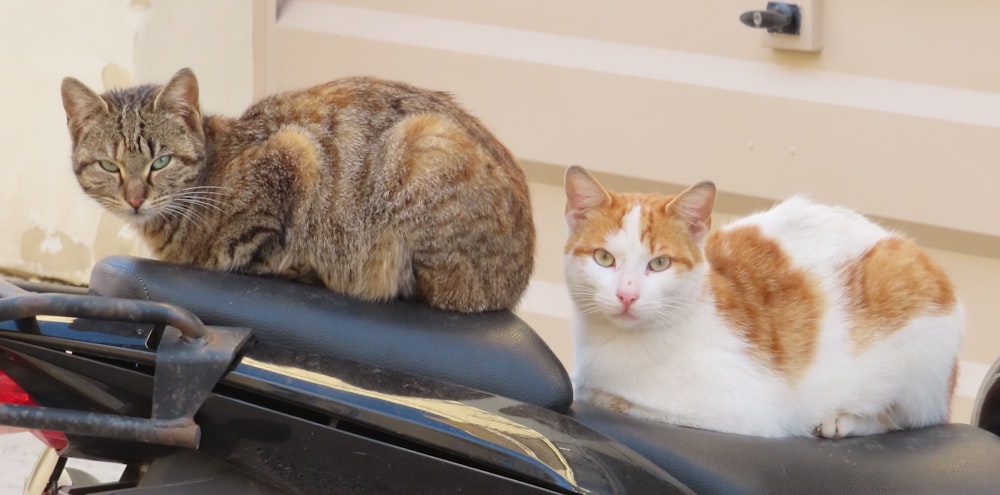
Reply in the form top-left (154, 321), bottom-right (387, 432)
top-left (572, 305), bottom-right (799, 436)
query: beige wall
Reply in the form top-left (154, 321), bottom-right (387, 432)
top-left (1, 1), bottom-right (138, 283)
top-left (0, 0), bottom-right (254, 284)
top-left (262, 0), bottom-right (1000, 423)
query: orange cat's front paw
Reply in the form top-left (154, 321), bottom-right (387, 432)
top-left (814, 412), bottom-right (888, 439)
top-left (814, 418), bottom-right (843, 439)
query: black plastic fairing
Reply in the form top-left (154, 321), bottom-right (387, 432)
top-left (0, 320), bottom-right (692, 495)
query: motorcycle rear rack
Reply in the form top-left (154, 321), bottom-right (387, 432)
top-left (0, 278), bottom-right (252, 448)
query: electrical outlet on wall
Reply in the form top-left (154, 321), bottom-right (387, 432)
top-left (761, 0), bottom-right (822, 52)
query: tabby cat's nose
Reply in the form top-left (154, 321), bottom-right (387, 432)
top-left (127, 197), bottom-right (144, 210)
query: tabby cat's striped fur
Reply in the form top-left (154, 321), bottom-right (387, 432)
top-left (62, 68), bottom-right (534, 312)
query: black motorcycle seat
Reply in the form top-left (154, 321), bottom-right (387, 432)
top-left (571, 401), bottom-right (1000, 495)
top-left (88, 256), bottom-right (573, 412)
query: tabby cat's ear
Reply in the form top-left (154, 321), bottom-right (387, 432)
top-left (153, 67), bottom-right (202, 133)
top-left (61, 77), bottom-right (109, 144)
top-left (564, 165), bottom-right (611, 232)
top-left (667, 181), bottom-right (716, 243)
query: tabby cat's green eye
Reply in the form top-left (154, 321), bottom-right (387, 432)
top-left (98, 160), bottom-right (119, 173)
top-left (648, 256), bottom-right (672, 272)
top-left (151, 155), bottom-right (172, 171)
top-left (593, 249), bottom-right (615, 268)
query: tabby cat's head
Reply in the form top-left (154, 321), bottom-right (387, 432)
top-left (563, 166), bottom-right (716, 329)
top-left (61, 68), bottom-right (207, 223)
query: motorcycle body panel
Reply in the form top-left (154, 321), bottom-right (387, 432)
top-left (4, 257), bottom-right (1000, 494)
top-left (0, 316), bottom-right (691, 494)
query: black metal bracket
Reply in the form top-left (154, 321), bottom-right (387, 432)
top-left (0, 292), bottom-right (252, 448)
top-left (739, 2), bottom-right (801, 35)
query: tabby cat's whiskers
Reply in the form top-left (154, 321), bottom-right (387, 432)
top-left (157, 202), bottom-right (209, 230)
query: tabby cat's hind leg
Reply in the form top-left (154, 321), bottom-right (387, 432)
top-left (380, 114), bottom-right (531, 313)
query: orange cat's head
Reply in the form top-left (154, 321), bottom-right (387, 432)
top-left (563, 166), bottom-right (716, 328)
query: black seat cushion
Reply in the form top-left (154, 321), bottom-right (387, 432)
top-left (89, 256), bottom-right (573, 411)
top-left (571, 402), bottom-right (1000, 494)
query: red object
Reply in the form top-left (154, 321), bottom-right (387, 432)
top-left (0, 369), bottom-right (68, 450)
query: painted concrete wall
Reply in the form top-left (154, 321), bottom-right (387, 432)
top-left (0, 0), bottom-right (254, 284)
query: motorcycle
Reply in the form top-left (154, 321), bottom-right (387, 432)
top-left (1, 255), bottom-right (999, 494)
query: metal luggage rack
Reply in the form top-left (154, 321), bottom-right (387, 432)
top-left (0, 278), bottom-right (252, 448)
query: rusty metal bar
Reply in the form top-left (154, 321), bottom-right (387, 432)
top-left (0, 294), bottom-right (208, 342)
top-left (0, 404), bottom-right (200, 448)
top-left (0, 278), bottom-right (41, 333)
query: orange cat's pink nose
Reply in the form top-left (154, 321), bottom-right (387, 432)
top-left (617, 290), bottom-right (639, 310)
top-left (127, 196), bottom-right (144, 210)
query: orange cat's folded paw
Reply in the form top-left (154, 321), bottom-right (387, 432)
top-left (814, 412), bottom-right (889, 439)
top-left (814, 419), bottom-right (843, 439)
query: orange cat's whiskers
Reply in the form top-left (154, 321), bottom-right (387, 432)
top-left (566, 283), bottom-right (598, 296)
top-left (651, 301), bottom-right (690, 323)
top-left (575, 303), bottom-right (606, 318)
top-left (569, 295), bottom-right (603, 309)
top-left (570, 301), bottom-right (608, 318)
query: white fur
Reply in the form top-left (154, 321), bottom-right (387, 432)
top-left (567, 197), bottom-right (964, 438)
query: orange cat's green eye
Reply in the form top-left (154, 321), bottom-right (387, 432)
top-left (648, 256), bottom-right (672, 272)
top-left (593, 249), bottom-right (615, 268)
top-left (98, 160), bottom-right (119, 173)
top-left (151, 155), bottom-right (172, 171)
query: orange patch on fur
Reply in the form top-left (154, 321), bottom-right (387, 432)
top-left (584, 389), bottom-right (635, 414)
top-left (564, 193), bottom-right (634, 256)
top-left (639, 195), bottom-right (704, 272)
top-left (842, 237), bottom-right (956, 353)
top-left (564, 191), bottom-right (703, 272)
top-left (707, 225), bottom-right (822, 382)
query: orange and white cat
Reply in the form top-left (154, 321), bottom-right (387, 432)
top-left (564, 165), bottom-right (964, 438)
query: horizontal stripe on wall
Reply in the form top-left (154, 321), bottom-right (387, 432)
top-left (280, 2), bottom-right (1000, 129)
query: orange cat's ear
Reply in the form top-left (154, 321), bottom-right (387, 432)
top-left (564, 165), bottom-right (611, 232)
top-left (153, 67), bottom-right (202, 133)
top-left (61, 77), bottom-right (109, 144)
top-left (667, 180), bottom-right (716, 243)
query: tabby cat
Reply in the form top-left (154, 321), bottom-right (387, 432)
top-left (563, 165), bottom-right (963, 438)
top-left (61, 68), bottom-right (535, 312)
